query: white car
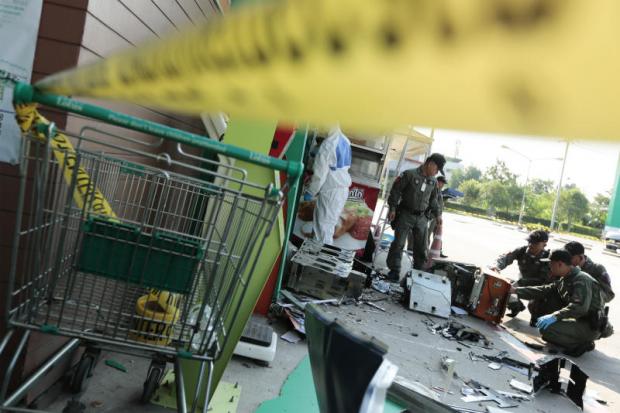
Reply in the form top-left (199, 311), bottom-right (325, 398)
top-left (604, 229), bottom-right (620, 251)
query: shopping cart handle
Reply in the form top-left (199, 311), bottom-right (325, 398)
top-left (13, 82), bottom-right (303, 180)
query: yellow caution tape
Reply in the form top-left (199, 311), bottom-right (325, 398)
top-left (34, 0), bottom-right (620, 139)
top-left (15, 104), bottom-right (117, 217)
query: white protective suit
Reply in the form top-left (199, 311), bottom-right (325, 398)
top-left (307, 127), bottom-right (352, 244)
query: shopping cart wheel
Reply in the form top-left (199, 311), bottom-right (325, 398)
top-left (141, 361), bottom-right (165, 404)
top-left (70, 354), bottom-right (95, 394)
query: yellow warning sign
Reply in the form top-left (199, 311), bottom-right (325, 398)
top-left (34, 0), bottom-right (620, 139)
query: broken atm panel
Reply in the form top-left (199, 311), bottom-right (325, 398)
top-left (468, 270), bottom-right (511, 323)
top-left (406, 270), bottom-right (452, 319)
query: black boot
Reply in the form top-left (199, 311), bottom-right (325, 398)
top-left (563, 341), bottom-right (595, 357)
top-left (386, 270), bottom-right (400, 282)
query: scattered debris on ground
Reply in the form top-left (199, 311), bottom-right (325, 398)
top-left (533, 357), bottom-right (588, 409)
top-left (468, 351), bottom-right (535, 377)
top-left (425, 320), bottom-right (493, 349)
top-left (104, 359), bottom-right (127, 373)
top-left (281, 330), bottom-right (303, 343)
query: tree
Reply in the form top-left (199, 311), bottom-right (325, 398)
top-left (528, 178), bottom-right (555, 195)
top-left (460, 179), bottom-right (482, 206)
top-left (525, 192), bottom-right (554, 219)
top-left (450, 166), bottom-right (483, 189)
top-left (588, 192), bottom-right (610, 228)
top-left (558, 188), bottom-right (589, 230)
top-left (484, 160), bottom-right (517, 185)
top-left (506, 184), bottom-right (525, 212)
top-left (481, 180), bottom-right (512, 211)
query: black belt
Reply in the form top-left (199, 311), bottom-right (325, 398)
top-left (398, 208), bottom-right (425, 216)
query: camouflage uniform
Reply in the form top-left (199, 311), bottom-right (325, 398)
top-left (495, 246), bottom-right (550, 285)
top-left (580, 256), bottom-right (615, 303)
top-left (516, 267), bottom-right (606, 349)
top-left (387, 167), bottom-right (440, 271)
top-left (408, 190), bottom-right (443, 252)
top-left (496, 246), bottom-right (554, 318)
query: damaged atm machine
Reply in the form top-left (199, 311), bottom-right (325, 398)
top-left (405, 260), bottom-right (512, 323)
top-left (405, 259), bottom-right (510, 323)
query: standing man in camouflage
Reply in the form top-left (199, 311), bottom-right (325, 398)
top-left (491, 230), bottom-right (551, 322)
top-left (564, 241), bottom-right (615, 303)
top-left (386, 153), bottom-right (446, 281)
top-left (408, 174), bottom-right (447, 256)
top-left (512, 249), bottom-right (610, 357)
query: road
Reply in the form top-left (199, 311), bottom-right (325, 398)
top-left (440, 211), bottom-right (620, 407)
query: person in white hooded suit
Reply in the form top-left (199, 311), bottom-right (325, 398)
top-left (304, 126), bottom-right (352, 245)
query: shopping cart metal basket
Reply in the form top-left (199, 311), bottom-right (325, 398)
top-left (0, 83), bottom-right (302, 412)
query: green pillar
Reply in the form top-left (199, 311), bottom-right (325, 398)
top-left (606, 153), bottom-right (620, 229)
top-left (180, 119), bottom-right (282, 407)
top-left (273, 128), bottom-right (308, 300)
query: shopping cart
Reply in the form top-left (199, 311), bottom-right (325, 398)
top-left (0, 83), bottom-right (302, 412)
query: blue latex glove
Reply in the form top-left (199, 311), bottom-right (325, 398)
top-left (303, 191), bottom-right (313, 202)
top-left (536, 314), bottom-right (557, 330)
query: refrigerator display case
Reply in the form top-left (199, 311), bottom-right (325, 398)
top-left (292, 132), bottom-right (389, 252)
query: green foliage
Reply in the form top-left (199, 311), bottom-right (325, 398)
top-left (524, 192), bottom-right (554, 219)
top-left (560, 223), bottom-right (601, 238)
top-left (529, 178), bottom-right (555, 195)
top-left (459, 179), bottom-right (482, 205)
top-left (558, 188), bottom-right (589, 229)
top-left (450, 166), bottom-right (483, 189)
top-left (483, 160), bottom-right (517, 185)
top-left (524, 223), bottom-right (551, 233)
top-left (481, 180), bottom-right (512, 210)
top-left (587, 192), bottom-right (610, 228)
top-left (444, 201), bottom-right (487, 216)
top-left (448, 159), bottom-right (600, 237)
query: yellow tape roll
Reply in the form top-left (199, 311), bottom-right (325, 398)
top-left (147, 289), bottom-right (181, 312)
top-left (132, 294), bottom-right (180, 346)
top-left (35, 0), bottom-right (620, 139)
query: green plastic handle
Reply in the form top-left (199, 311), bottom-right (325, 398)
top-left (13, 82), bottom-right (303, 179)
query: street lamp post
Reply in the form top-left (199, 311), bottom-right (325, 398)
top-left (550, 141), bottom-right (570, 230)
top-left (501, 145), bottom-right (531, 227)
top-left (518, 160), bottom-right (532, 227)
top-left (501, 145), bottom-right (562, 228)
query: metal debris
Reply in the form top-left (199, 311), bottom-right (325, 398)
top-left (426, 321), bottom-right (492, 348)
top-left (469, 351), bottom-right (535, 378)
top-left (371, 279), bottom-right (391, 294)
top-left (509, 379), bottom-right (533, 394)
top-left (364, 301), bottom-right (386, 312)
top-left (461, 390), bottom-right (517, 408)
top-left (533, 357), bottom-right (588, 410)
top-left (496, 390), bottom-right (531, 401)
top-left (488, 362), bottom-right (502, 370)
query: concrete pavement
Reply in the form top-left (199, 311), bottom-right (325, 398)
top-left (45, 211), bottom-right (620, 412)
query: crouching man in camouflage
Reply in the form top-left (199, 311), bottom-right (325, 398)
top-left (491, 230), bottom-right (552, 323)
top-left (512, 249), bottom-right (612, 357)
